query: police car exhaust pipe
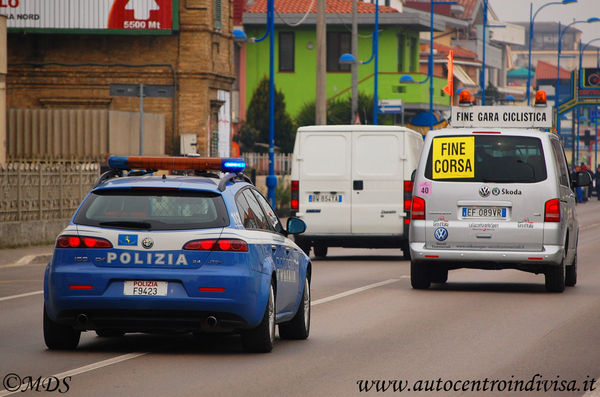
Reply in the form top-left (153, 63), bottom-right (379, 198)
top-left (205, 316), bottom-right (218, 328)
top-left (76, 314), bottom-right (88, 325)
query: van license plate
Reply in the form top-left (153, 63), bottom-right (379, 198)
top-left (461, 207), bottom-right (507, 219)
top-left (309, 193), bottom-right (342, 203)
top-left (123, 281), bottom-right (168, 296)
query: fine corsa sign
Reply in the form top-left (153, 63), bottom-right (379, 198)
top-left (6, 0), bottom-right (175, 33)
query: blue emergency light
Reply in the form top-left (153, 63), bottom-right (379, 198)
top-left (107, 156), bottom-right (246, 173)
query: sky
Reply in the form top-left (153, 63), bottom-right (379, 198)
top-left (488, 0), bottom-right (600, 42)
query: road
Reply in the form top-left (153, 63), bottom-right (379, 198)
top-left (2, 201), bottom-right (600, 396)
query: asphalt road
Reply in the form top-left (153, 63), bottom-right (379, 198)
top-left (2, 201), bottom-right (600, 396)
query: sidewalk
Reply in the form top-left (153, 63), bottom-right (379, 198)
top-left (0, 244), bottom-right (54, 268)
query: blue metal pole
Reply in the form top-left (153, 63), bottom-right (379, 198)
top-left (596, 107), bottom-right (598, 168)
top-left (429, 0), bottom-right (434, 131)
top-left (374, 0), bottom-right (379, 125)
top-left (576, 108), bottom-right (580, 165)
top-left (266, 0), bottom-right (277, 207)
top-left (481, 0), bottom-right (487, 105)
top-left (527, 3), bottom-right (533, 105)
top-left (556, 22), bottom-right (562, 137)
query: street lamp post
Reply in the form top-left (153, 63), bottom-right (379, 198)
top-left (556, 18), bottom-right (600, 138)
top-left (526, 0), bottom-right (577, 106)
top-left (339, 0), bottom-right (380, 125)
top-left (579, 37), bottom-right (600, 86)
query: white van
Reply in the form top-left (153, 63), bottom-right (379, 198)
top-left (290, 125), bottom-right (423, 258)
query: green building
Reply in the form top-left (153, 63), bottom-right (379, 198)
top-left (239, 0), bottom-right (451, 125)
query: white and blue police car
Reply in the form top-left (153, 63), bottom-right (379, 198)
top-left (43, 156), bottom-right (311, 353)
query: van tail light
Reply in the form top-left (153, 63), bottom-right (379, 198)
top-left (404, 180), bottom-right (414, 224)
top-left (291, 180), bottom-right (299, 211)
top-left (183, 238), bottom-right (248, 252)
top-left (411, 197), bottom-right (426, 220)
top-left (56, 236), bottom-right (113, 248)
top-left (544, 198), bottom-right (561, 222)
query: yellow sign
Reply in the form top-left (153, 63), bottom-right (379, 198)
top-left (432, 136), bottom-right (475, 179)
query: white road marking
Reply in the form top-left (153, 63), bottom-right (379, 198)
top-left (0, 253), bottom-right (51, 269)
top-left (0, 277), bottom-right (406, 395)
top-left (312, 277), bottom-right (405, 306)
top-left (0, 290), bottom-right (43, 302)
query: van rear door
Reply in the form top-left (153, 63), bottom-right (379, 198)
top-left (351, 131), bottom-right (404, 234)
top-left (298, 132), bottom-right (351, 234)
top-left (423, 134), bottom-right (547, 251)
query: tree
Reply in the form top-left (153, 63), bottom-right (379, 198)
top-left (240, 77), bottom-right (297, 153)
top-left (295, 92), bottom-right (392, 127)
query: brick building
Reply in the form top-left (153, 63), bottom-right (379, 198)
top-left (6, 0), bottom-right (236, 158)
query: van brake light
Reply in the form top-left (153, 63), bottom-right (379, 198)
top-left (411, 197), bottom-right (426, 220)
top-left (291, 180), bottom-right (299, 211)
top-left (544, 198), bottom-right (560, 222)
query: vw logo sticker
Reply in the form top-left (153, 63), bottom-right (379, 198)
top-left (479, 186), bottom-right (490, 198)
top-left (434, 227), bottom-right (448, 242)
top-left (142, 237), bottom-right (154, 249)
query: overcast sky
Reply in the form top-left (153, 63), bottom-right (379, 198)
top-left (488, 0), bottom-right (600, 42)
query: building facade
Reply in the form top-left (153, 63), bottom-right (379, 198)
top-left (6, 0), bottom-right (236, 159)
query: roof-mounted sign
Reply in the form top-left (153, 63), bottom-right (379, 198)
top-left (5, 0), bottom-right (178, 35)
top-left (451, 106), bottom-right (553, 129)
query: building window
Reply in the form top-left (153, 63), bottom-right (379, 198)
top-left (409, 37), bottom-right (419, 72)
top-left (327, 31), bottom-right (351, 72)
top-left (279, 32), bottom-right (295, 72)
top-left (397, 34), bottom-right (406, 72)
top-left (214, 0), bottom-right (222, 31)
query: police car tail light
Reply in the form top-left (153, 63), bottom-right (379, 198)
top-left (107, 156), bottom-right (246, 173)
top-left (411, 197), bottom-right (426, 220)
top-left (544, 198), bottom-right (561, 222)
top-left (183, 238), bottom-right (249, 252)
top-left (458, 90), bottom-right (472, 106)
top-left (535, 90), bottom-right (547, 107)
top-left (291, 180), bottom-right (299, 211)
top-left (56, 235), bottom-right (113, 249)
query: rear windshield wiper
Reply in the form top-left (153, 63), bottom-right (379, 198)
top-left (98, 221), bottom-right (152, 229)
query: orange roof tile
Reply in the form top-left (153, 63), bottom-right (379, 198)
top-left (246, 0), bottom-right (398, 14)
top-left (535, 60), bottom-right (571, 81)
top-left (432, 42), bottom-right (479, 60)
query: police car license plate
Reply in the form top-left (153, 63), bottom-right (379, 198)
top-left (462, 207), bottom-right (507, 219)
top-left (309, 193), bottom-right (342, 203)
top-left (123, 281), bottom-right (168, 296)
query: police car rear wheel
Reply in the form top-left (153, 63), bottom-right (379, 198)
top-left (43, 306), bottom-right (80, 350)
top-left (279, 277), bottom-right (310, 340)
top-left (411, 261), bottom-right (431, 289)
top-left (565, 252), bottom-right (577, 287)
top-left (241, 283), bottom-right (275, 353)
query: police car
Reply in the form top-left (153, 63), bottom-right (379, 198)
top-left (43, 156), bottom-right (311, 353)
top-left (409, 91), bottom-right (592, 292)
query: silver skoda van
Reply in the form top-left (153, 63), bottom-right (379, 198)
top-left (409, 96), bottom-right (591, 292)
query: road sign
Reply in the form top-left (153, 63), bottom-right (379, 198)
top-left (378, 99), bottom-right (403, 114)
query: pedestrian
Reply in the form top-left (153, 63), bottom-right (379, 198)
top-left (573, 165), bottom-right (583, 203)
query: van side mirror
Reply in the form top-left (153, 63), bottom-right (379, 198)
top-left (287, 217), bottom-right (306, 235)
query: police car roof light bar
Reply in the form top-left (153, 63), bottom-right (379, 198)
top-left (459, 90), bottom-right (472, 106)
top-left (108, 156), bottom-right (246, 173)
top-left (534, 90), bottom-right (547, 107)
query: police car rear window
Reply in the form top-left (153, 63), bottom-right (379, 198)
top-left (74, 189), bottom-right (229, 230)
top-left (424, 135), bottom-right (547, 183)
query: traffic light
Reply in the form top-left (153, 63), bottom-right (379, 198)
top-left (582, 130), bottom-right (594, 147)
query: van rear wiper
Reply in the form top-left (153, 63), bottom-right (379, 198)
top-left (99, 221), bottom-right (152, 229)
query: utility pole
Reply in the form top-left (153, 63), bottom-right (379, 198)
top-left (316, 0), bottom-right (327, 125)
top-left (351, 0), bottom-right (358, 123)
